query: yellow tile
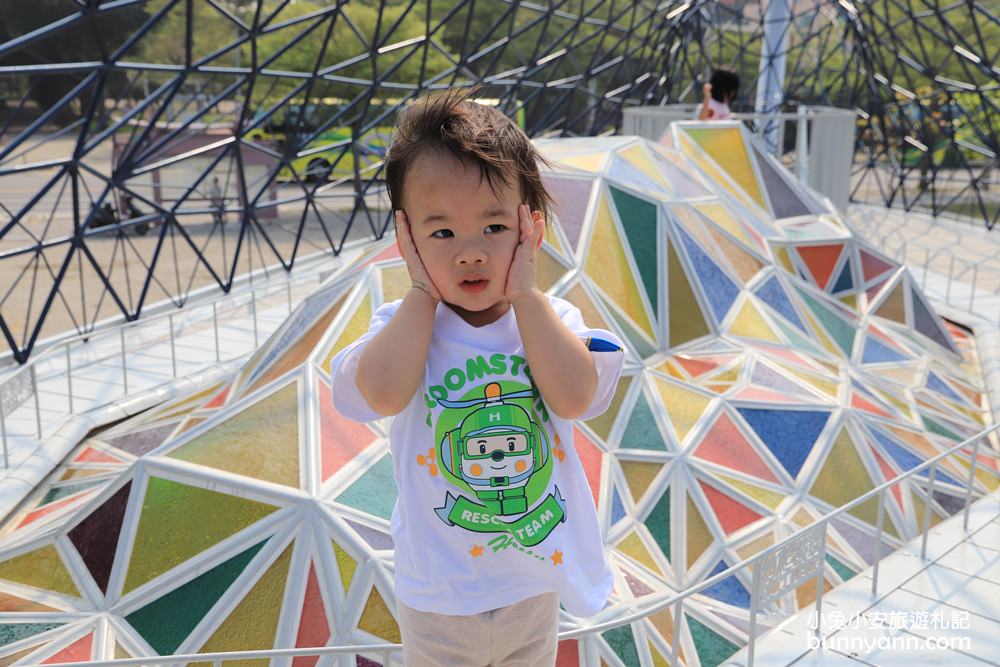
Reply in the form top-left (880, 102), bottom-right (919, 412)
top-left (653, 376), bottom-right (712, 443)
top-left (584, 192), bottom-right (655, 339)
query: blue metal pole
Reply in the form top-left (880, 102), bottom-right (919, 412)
top-left (755, 0), bottom-right (791, 154)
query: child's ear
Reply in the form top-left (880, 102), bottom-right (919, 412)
top-left (532, 210), bottom-right (545, 249)
top-left (394, 210), bottom-right (404, 254)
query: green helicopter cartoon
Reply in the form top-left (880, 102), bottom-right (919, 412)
top-left (438, 382), bottom-right (548, 516)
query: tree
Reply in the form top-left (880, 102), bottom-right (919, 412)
top-left (0, 1), bottom-right (148, 121)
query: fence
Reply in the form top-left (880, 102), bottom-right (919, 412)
top-left (917, 245), bottom-right (999, 319)
top-left (838, 203), bottom-right (1000, 328)
top-left (21, 422), bottom-right (1000, 667)
top-left (0, 262), bottom-right (336, 468)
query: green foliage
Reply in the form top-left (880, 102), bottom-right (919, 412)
top-left (248, 0), bottom-right (457, 102)
top-left (127, 1), bottom-right (461, 107)
top-left (135, 0), bottom-right (242, 67)
top-left (861, 0), bottom-right (999, 87)
top-left (0, 0), bottom-right (148, 118)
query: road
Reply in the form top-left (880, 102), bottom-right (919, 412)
top-left (0, 133), bottom-right (387, 350)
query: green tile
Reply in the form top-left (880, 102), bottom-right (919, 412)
top-left (621, 393), bottom-right (666, 451)
top-left (335, 455), bottom-right (397, 520)
top-left (610, 186), bottom-right (659, 319)
top-left (125, 540), bottom-right (267, 655)
top-left (644, 487), bottom-right (671, 563)
top-left (826, 554), bottom-right (856, 581)
top-left (795, 286), bottom-right (856, 356)
top-left (602, 624), bottom-right (641, 667)
top-left (688, 615), bottom-right (740, 667)
top-left (0, 623), bottom-right (62, 647)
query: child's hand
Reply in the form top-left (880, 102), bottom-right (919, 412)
top-left (699, 82), bottom-right (714, 120)
top-left (505, 204), bottom-right (544, 303)
top-left (395, 210), bottom-right (441, 302)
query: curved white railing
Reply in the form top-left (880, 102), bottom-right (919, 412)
top-left (0, 277), bottom-right (306, 463)
top-left (0, 245), bottom-right (363, 468)
top-left (20, 423), bottom-right (1000, 667)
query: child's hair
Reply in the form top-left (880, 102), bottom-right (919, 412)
top-left (385, 89), bottom-right (552, 217)
top-left (709, 69), bottom-right (740, 103)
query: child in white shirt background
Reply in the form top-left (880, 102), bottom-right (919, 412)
top-left (698, 68), bottom-right (740, 121)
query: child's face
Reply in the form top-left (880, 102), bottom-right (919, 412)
top-left (402, 150), bottom-right (521, 326)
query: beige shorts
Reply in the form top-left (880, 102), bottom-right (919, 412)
top-left (396, 591), bottom-right (560, 667)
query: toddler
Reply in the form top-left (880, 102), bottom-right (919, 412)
top-left (330, 90), bottom-right (625, 666)
top-left (698, 68), bottom-right (740, 121)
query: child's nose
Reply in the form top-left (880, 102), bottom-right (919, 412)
top-left (455, 240), bottom-right (487, 265)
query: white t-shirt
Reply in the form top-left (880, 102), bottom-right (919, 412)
top-left (330, 295), bottom-right (625, 617)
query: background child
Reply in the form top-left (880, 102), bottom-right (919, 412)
top-left (329, 90), bottom-right (624, 666)
top-left (698, 68), bottom-right (740, 121)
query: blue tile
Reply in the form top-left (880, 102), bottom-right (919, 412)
top-left (868, 428), bottom-right (921, 471)
top-left (737, 408), bottom-right (830, 479)
top-left (755, 275), bottom-right (805, 331)
top-left (868, 427), bottom-right (961, 486)
top-left (862, 336), bottom-right (907, 363)
top-left (751, 362), bottom-right (809, 396)
top-left (926, 371), bottom-right (963, 403)
top-left (611, 488), bottom-right (627, 524)
top-left (702, 560), bottom-right (751, 608)
top-left (832, 259), bottom-right (854, 292)
top-left (675, 224), bottom-right (740, 324)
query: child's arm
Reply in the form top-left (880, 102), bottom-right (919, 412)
top-left (507, 205), bottom-right (598, 419)
top-left (354, 212), bottom-right (439, 416)
top-left (698, 82), bottom-right (713, 120)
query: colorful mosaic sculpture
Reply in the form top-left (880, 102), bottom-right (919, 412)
top-left (0, 124), bottom-right (995, 667)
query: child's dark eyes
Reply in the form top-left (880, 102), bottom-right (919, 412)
top-left (430, 224), bottom-right (507, 238)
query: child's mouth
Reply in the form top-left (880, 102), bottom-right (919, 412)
top-left (460, 278), bottom-right (489, 293)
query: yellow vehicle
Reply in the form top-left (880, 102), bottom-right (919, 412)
top-left (248, 99), bottom-right (391, 182)
top-left (249, 97), bottom-right (525, 182)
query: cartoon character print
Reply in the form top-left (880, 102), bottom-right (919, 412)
top-left (445, 382), bottom-right (541, 515)
top-left (434, 381), bottom-right (566, 549)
